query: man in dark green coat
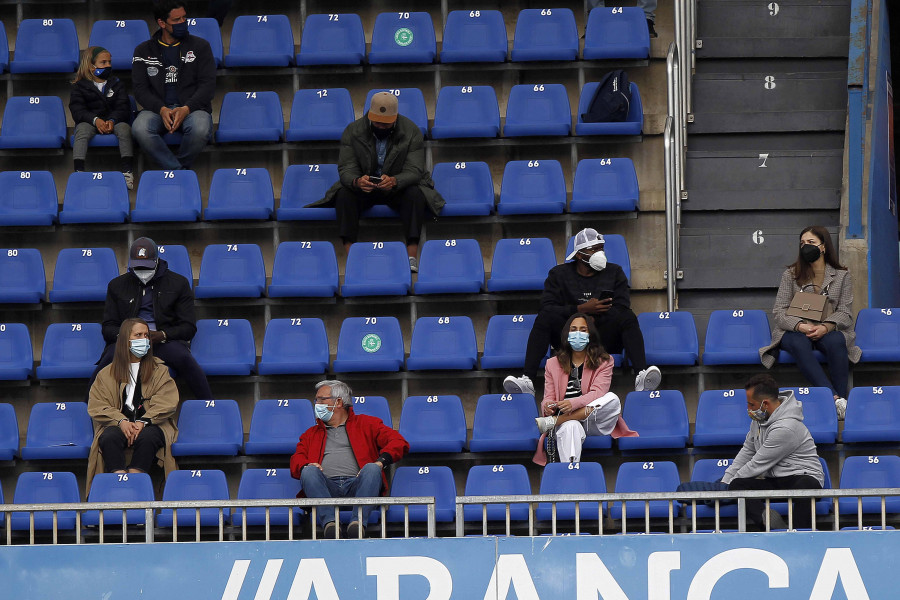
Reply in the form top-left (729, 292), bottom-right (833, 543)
top-left (307, 92), bottom-right (445, 272)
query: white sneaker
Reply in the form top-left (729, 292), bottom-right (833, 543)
top-left (634, 365), bottom-right (661, 392)
top-left (503, 374), bottom-right (534, 396)
top-left (408, 256), bottom-right (418, 273)
top-left (535, 415), bottom-right (557, 434)
top-left (834, 397), bottom-right (847, 421)
top-left (123, 171), bottom-right (135, 190)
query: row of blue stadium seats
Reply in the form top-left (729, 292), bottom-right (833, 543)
top-left (0, 9), bottom-right (649, 75)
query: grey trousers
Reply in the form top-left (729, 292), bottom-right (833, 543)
top-left (72, 121), bottom-right (133, 162)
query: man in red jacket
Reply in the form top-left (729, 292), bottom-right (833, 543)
top-left (290, 380), bottom-right (408, 538)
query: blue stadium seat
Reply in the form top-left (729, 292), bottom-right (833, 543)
top-left (351, 396), bottom-right (393, 428)
top-left (609, 461), bottom-right (681, 520)
top-left (20, 401), bottom-right (93, 459)
top-left (565, 233), bottom-right (632, 281)
top-left (431, 86), bottom-right (500, 139)
top-left (430, 161), bottom-right (495, 216)
top-left (0, 403), bottom-right (19, 459)
top-left (268, 241), bottom-right (338, 297)
top-left (387, 466), bottom-right (456, 522)
top-left (285, 88), bottom-right (355, 142)
top-left (188, 17), bottom-right (224, 67)
top-left (684, 458), bottom-right (739, 519)
top-left (88, 20), bottom-right (151, 69)
top-left (10, 19), bottom-right (79, 73)
top-left (158, 469), bottom-right (231, 527)
top-left (838, 455), bottom-right (900, 515)
top-left (440, 9), bottom-right (507, 63)
top-left (10, 471), bottom-right (80, 530)
top-left (369, 12), bottom-right (436, 64)
top-left (469, 393), bottom-right (539, 452)
top-left (583, 7), bottom-right (651, 60)
top-left (276, 164), bottom-right (339, 221)
top-left (342, 242), bottom-right (412, 297)
top-left (190, 319), bottom-right (256, 376)
top-left (691, 389), bottom-right (748, 448)
top-left (486, 238), bottom-right (556, 291)
top-left (617, 390), bottom-right (690, 450)
top-left (233, 468), bottom-right (303, 526)
top-left (48, 247), bottom-right (118, 303)
top-left (855, 308), bottom-right (900, 362)
top-left (463, 464), bottom-right (531, 521)
top-left (535, 461), bottom-right (606, 521)
top-left (83, 472), bottom-right (154, 526)
top-left (35, 323), bottom-right (104, 379)
top-left (132, 170), bottom-right (202, 222)
top-left (0, 248), bottom-right (46, 303)
top-left (171, 399), bottom-right (243, 456)
top-left (497, 160), bottom-right (566, 214)
top-left (333, 317), bottom-right (404, 372)
top-left (701, 309), bottom-right (771, 365)
top-left (415, 239), bottom-right (485, 294)
top-left (224, 14), bottom-right (294, 67)
top-left (637, 311), bottom-right (699, 365)
top-left (0, 96), bottom-right (67, 148)
top-left (194, 243), bottom-right (266, 298)
top-left (297, 13), bottom-right (365, 65)
top-left (511, 8), bottom-right (578, 61)
top-left (365, 88), bottom-right (428, 137)
top-left (244, 398), bottom-right (315, 455)
top-left (0, 323), bottom-right (33, 380)
top-left (205, 168), bottom-right (274, 220)
top-left (214, 92), bottom-right (284, 143)
top-left (576, 81), bottom-right (644, 136)
top-left (407, 316), bottom-right (477, 370)
top-left (504, 84), bottom-right (571, 137)
top-left (399, 395), bottom-right (467, 453)
top-left (58, 171), bottom-right (129, 224)
top-left (480, 314), bottom-right (538, 370)
top-left (779, 387), bottom-right (838, 444)
top-left (842, 385), bottom-right (900, 443)
top-left (156, 244), bottom-right (193, 287)
top-left (257, 318), bottom-right (329, 375)
top-left (0, 170), bottom-right (58, 226)
top-left (0, 22), bottom-right (7, 72)
top-left (570, 158), bottom-right (640, 212)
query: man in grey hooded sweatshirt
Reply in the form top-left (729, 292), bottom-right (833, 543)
top-left (722, 374), bottom-right (825, 530)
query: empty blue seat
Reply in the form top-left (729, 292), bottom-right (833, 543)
top-left (194, 243), bottom-right (266, 298)
top-left (691, 389), bottom-right (749, 447)
top-left (342, 242), bottom-right (411, 297)
top-left (0, 96), bottom-right (67, 148)
top-left (190, 319), bottom-right (256, 376)
top-left (0, 323), bottom-right (33, 380)
top-left (685, 458), bottom-right (739, 519)
top-left (0, 248), bottom-right (46, 303)
top-left (838, 455), bottom-right (900, 515)
top-left (400, 395), bottom-right (467, 453)
top-left (407, 316), bottom-right (477, 370)
top-left (609, 461), bottom-right (681, 520)
top-left (415, 239), bottom-right (485, 294)
top-left (369, 12), bottom-right (436, 64)
top-left (440, 9), bottom-right (507, 63)
top-left (701, 309), bottom-right (771, 365)
top-left (511, 8), bottom-right (578, 61)
top-left (430, 161), bottom-right (495, 216)
top-left (480, 314), bottom-right (538, 370)
top-left (463, 464), bottom-right (531, 521)
top-left (276, 164), bottom-right (339, 221)
top-left (842, 386), bottom-right (900, 443)
top-left (0, 170), bottom-right (58, 226)
top-left (576, 81), bottom-right (644, 136)
top-left (637, 311), bottom-right (699, 365)
top-left (10, 19), bottom-right (79, 73)
top-left (333, 317), bottom-right (404, 372)
top-left (469, 393), bottom-right (539, 452)
top-left (10, 471), bottom-right (79, 530)
top-left (535, 461), bottom-right (606, 521)
top-left (158, 469), bottom-right (231, 527)
top-left (268, 241), bottom-right (338, 297)
top-left (258, 318), bottom-right (329, 375)
top-left (245, 398), bottom-right (315, 455)
top-left (583, 7), bottom-right (650, 60)
top-left (297, 13), bottom-right (365, 65)
top-left (856, 308), bottom-right (900, 362)
top-left (0, 403), bottom-right (19, 459)
top-left (351, 396), bottom-right (393, 428)
top-left (497, 160), bottom-right (566, 214)
top-left (156, 244), bottom-right (193, 287)
top-left (0, 22), bottom-right (7, 72)
top-left (48, 247), bottom-right (118, 303)
top-left (431, 86), bottom-right (500, 139)
top-left (571, 158), bottom-right (640, 212)
top-left (88, 20), bottom-right (151, 69)
top-left (132, 169), bottom-right (202, 222)
top-left (83, 472), bottom-right (154, 525)
top-left (171, 399), bottom-right (243, 456)
top-left (504, 84), bottom-right (571, 137)
top-left (387, 466), bottom-right (456, 522)
top-left (215, 92), bottom-right (284, 143)
top-left (779, 387), bottom-right (838, 444)
top-left (487, 238), bottom-right (556, 291)
top-left (618, 390), bottom-right (690, 450)
top-left (565, 233), bottom-right (632, 281)
top-left (188, 17), bottom-right (224, 67)
top-left (205, 167), bottom-right (274, 220)
top-left (35, 322), bottom-right (104, 379)
top-left (285, 88), bottom-right (355, 142)
top-left (233, 468), bottom-right (303, 526)
top-left (21, 401), bottom-right (93, 459)
top-left (365, 88), bottom-right (428, 137)
top-left (58, 171), bottom-right (129, 224)
top-left (224, 14), bottom-right (294, 67)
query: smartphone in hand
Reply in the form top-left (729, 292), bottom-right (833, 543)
top-left (369, 175), bottom-right (383, 184)
top-left (598, 290), bottom-right (614, 301)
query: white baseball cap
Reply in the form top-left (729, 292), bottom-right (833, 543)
top-left (565, 228), bottom-right (605, 261)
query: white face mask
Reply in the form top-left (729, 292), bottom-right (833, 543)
top-left (588, 251), bottom-right (607, 271)
top-left (133, 268), bottom-right (156, 285)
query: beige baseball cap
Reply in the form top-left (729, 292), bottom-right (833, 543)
top-left (368, 92), bottom-right (399, 124)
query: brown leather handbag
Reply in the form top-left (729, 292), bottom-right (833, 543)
top-left (785, 290), bottom-right (833, 323)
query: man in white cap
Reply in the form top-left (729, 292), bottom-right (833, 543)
top-left (306, 91), bottom-right (445, 272)
top-left (504, 228), bottom-right (661, 396)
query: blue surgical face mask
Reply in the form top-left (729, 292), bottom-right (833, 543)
top-left (748, 407), bottom-right (769, 423)
top-left (568, 330), bottom-right (590, 351)
top-left (130, 338), bottom-right (150, 358)
top-left (171, 21), bottom-right (189, 39)
top-left (315, 402), bottom-right (336, 423)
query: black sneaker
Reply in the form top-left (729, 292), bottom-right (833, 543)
top-left (647, 18), bottom-right (658, 38)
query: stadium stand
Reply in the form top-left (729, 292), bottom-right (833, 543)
top-left (9, 19), bottom-right (79, 73)
top-left (0, 170), bottom-right (58, 226)
top-left (83, 472), bottom-right (155, 526)
top-left (58, 172), bottom-right (130, 224)
top-left (368, 12), bottom-right (436, 64)
top-left (268, 241), bottom-right (339, 297)
top-left (637, 311), bottom-right (700, 365)
top-left (276, 164), bottom-right (339, 221)
top-left (691, 389), bottom-right (748, 448)
top-left (194, 244), bottom-right (266, 298)
top-left (190, 319), bottom-right (257, 376)
top-left (204, 167), bottom-right (275, 220)
top-left (257, 318), bottom-right (330, 375)
top-left (35, 323), bottom-right (104, 379)
top-left (0, 96), bottom-right (67, 149)
top-left (570, 158), bottom-right (640, 212)
top-left (504, 84), bottom-right (572, 137)
top-left (351, 396), bottom-right (393, 428)
top-left (430, 162), bottom-right (495, 216)
top-left (486, 238), bottom-right (557, 291)
top-left (20, 402), bottom-right (93, 460)
top-left (510, 9), bottom-right (579, 61)
top-left (296, 13), bottom-right (366, 66)
top-left (617, 390), bottom-right (690, 451)
top-left (0, 324), bottom-right (33, 381)
top-left (157, 469), bottom-right (231, 527)
top-left (10, 471), bottom-right (79, 531)
top-left (333, 317), bottom-right (404, 372)
top-left (468, 393), bottom-right (540, 452)
top-left (387, 466), bottom-right (457, 523)
top-left (406, 316), bottom-right (477, 371)
top-left (838, 455), bottom-right (900, 515)
top-left (0, 249), bottom-right (46, 303)
top-left (608, 461), bottom-right (681, 520)
top-left (414, 239), bottom-right (485, 294)
top-left (535, 461), bottom-right (606, 521)
top-left (583, 7), bottom-right (651, 60)
top-left (480, 314), bottom-right (539, 370)
top-left (701, 309), bottom-right (771, 365)
top-left (88, 20), bottom-right (151, 70)
top-left (462, 464), bottom-right (531, 522)
top-left (223, 14), bottom-right (294, 67)
top-left (497, 159), bottom-right (567, 214)
top-left (855, 308), bottom-right (900, 362)
top-left (132, 170), bottom-right (202, 222)
top-left (341, 242), bottom-right (411, 297)
top-left (170, 399), bottom-right (244, 457)
top-left (399, 395), bottom-right (467, 453)
top-left (188, 17), bottom-right (224, 67)
top-left (841, 385), bottom-right (900, 443)
top-left (214, 92), bottom-right (284, 144)
top-left (285, 88), bottom-right (355, 142)
top-left (233, 468), bottom-right (303, 526)
top-left (244, 398), bottom-right (315, 455)
top-left (0, 403), bottom-right (19, 460)
top-left (431, 86), bottom-right (501, 139)
top-left (440, 10), bottom-right (507, 63)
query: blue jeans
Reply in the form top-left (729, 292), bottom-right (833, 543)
top-left (780, 330), bottom-right (849, 398)
top-left (300, 462), bottom-right (384, 527)
top-left (132, 109), bottom-right (212, 169)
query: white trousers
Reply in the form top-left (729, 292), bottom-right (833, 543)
top-left (555, 392), bottom-right (621, 463)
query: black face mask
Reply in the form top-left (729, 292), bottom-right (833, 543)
top-left (371, 124), bottom-right (393, 140)
top-left (93, 67), bottom-right (112, 80)
top-left (800, 244), bottom-right (822, 263)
